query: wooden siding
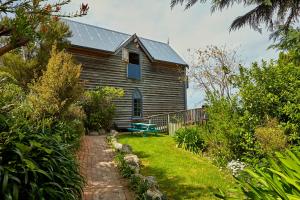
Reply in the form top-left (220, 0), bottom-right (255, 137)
top-left (70, 41), bottom-right (186, 128)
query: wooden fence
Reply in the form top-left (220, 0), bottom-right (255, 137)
top-left (145, 108), bottom-right (208, 135)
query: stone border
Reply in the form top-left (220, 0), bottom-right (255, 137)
top-left (108, 131), bottom-right (167, 200)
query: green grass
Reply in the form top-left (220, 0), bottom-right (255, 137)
top-left (118, 134), bottom-right (241, 200)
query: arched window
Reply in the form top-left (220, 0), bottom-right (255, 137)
top-left (132, 89), bottom-right (142, 118)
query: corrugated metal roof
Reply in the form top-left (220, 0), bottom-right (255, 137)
top-left (62, 19), bottom-right (187, 65)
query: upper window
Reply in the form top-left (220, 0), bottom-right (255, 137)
top-left (127, 52), bottom-right (141, 80)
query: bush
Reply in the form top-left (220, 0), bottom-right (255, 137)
top-left (204, 96), bottom-right (242, 166)
top-left (237, 150), bottom-right (300, 199)
top-left (0, 45), bottom-right (85, 200)
top-left (255, 119), bottom-right (288, 155)
top-left (174, 126), bottom-right (206, 154)
top-left (82, 86), bottom-right (124, 132)
top-left (115, 152), bottom-right (135, 178)
top-left (237, 55), bottom-right (300, 144)
top-left (28, 46), bottom-right (83, 119)
top-left (0, 120), bottom-right (84, 200)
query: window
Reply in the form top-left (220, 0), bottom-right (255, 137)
top-left (127, 52), bottom-right (141, 80)
top-left (132, 89), bottom-right (142, 118)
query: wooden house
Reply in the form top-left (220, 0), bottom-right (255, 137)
top-left (63, 19), bottom-right (188, 128)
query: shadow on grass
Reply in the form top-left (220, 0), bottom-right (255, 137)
top-left (119, 133), bottom-right (166, 138)
top-left (143, 165), bottom-right (220, 200)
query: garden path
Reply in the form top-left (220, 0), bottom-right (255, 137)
top-left (77, 135), bottom-right (134, 200)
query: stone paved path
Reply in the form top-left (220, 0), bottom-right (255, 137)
top-left (77, 135), bottom-right (134, 200)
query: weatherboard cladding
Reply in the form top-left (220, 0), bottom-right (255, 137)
top-left (62, 19), bottom-right (187, 65)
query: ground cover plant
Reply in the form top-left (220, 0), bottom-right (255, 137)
top-left (238, 150), bottom-right (300, 200)
top-left (118, 134), bottom-right (242, 200)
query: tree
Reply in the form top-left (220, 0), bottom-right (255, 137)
top-left (28, 45), bottom-right (83, 119)
top-left (0, 0), bottom-right (89, 56)
top-left (171, 0), bottom-right (300, 32)
top-left (0, 17), bottom-right (72, 88)
top-left (188, 45), bottom-right (240, 100)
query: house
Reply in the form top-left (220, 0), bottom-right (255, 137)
top-left (63, 19), bottom-right (188, 128)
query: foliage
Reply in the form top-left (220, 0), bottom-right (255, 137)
top-left (188, 45), bottom-right (239, 99)
top-left (118, 134), bottom-right (243, 200)
top-left (237, 54), bottom-right (300, 144)
top-left (0, 44), bottom-right (85, 199)
top-left (255, 119), bottom-right (288, 155)
top-left (28, 46), bottom-right (83, 119)
top-left (115, 152), bottom-right (135, 178)
top-left (171, 0), bottom-right (300, 33)
top-left (0, 0), bottom-right (89, 56)
top-left (0, 120), bottom-right (84, 200)
top-left (174, 126), bottom-right (206, 154)
top-left (129, 175), bottom-right (150, 199)
top-left (227, 160), bottom-right (246, 177)
top-left (204, 96), bottom-right (242, 166)
top-left (0, 52), bottom-right (38, 89)
top-left (237, 150), bottom-right (300, 200)
top-left (82, 86), bottom-right (124, 132)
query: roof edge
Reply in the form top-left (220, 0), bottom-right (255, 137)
top-left (114, 34), bottom-right (154, 62)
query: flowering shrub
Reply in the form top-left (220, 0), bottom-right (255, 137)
top-left (227, 160), bottom-right (246, 177)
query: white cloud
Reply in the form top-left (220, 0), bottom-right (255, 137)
top-left (65, 0), bottom-right (278, 108)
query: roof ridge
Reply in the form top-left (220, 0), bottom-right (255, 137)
top-left (62, 18), bottom-right (171, 45)
top-left (61, 18), bottom-right (131, 37)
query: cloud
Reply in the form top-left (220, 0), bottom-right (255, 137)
top-left (64, 0), bottom-right (278, 108)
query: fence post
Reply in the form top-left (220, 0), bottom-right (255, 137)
top-left (167, 114), bottom-right (170, 134)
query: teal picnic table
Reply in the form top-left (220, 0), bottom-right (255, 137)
top-left (128, 123), bottom-right (158, 136)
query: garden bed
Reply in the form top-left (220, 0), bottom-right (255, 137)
top-left (118, 134), bottom-right (242, 200)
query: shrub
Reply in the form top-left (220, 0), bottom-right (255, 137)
top-left (0, 121), bottom-right (84, 200)
top-left (28, 46), bottom-right (83, 119)
top-left (0, 45), bottom-right (85, 200)
top-left (237, 150), bottom-right (300, 199)
top-left (204, 96), bottom-right (242, 166)
top-left (237, 55), bottom-right (300, 144)
top-left (82, 86), bottom-right (124, 132)
top-left (174, 126), bottom-right (206, 154)
top-left (0, 53), bottom-right (38, 89)
top-left (255, 119), bottom-right (288, 155)
top-left (115, 152), bottom-right (135, 178)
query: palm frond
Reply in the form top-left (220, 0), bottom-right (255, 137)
top-left (230, 4), bottom-right (273, 32)
top-left (171, 0), bottom-right (207, 10)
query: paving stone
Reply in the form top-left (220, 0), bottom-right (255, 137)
top-left (77, 135), bottom-right (134, 200)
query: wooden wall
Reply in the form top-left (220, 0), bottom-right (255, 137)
top-left (70, 41), bottom-right (187, 128)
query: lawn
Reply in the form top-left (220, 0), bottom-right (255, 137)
top-left (118, 134), bottom-right (241, 200)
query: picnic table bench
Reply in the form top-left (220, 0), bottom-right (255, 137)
top-left (127, 123), bottom-right (158, 136)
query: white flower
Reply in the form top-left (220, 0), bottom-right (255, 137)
top-left (227, 160), bottom-right (246, 177)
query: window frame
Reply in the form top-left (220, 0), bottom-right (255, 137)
top-left (127, 51), bottom-right (142, 80)
top-left (132, 88), bottom-right (143, 119)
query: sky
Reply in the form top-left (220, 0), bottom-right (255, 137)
top-left (65, 0), bottom-right (278, 109)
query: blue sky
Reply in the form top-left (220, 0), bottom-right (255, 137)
top-left (66, 0), bottom-right (278, 108)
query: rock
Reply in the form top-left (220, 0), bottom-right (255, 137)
top-left (110, 129), bottom-right (118, 137)
top-left (145, 176), bottom-right (158, 188)
top-left (124, 154), bottom-right (139, 167)
top-left (128, 164), bottom-right (140, 174)
top-left (89, 131), bottom-right (99, 136)
top-left (131, 173), bottom-right (144, 180)
top-left (121, 144), bottom-right (132, 154)
top-left (99, 129), bottom-right (106, 135)
top-left (111, 137), bottom-right (117, 143)
top-left (113, 142), bottom-right (123, 151)
top-left (146, 188), bottom-right (165, 200)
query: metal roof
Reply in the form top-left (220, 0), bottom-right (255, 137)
top-left (62, 19), bottom-right (187, 65)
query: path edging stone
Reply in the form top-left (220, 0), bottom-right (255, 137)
top-left (108, 131), bottom-right (167, 200)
